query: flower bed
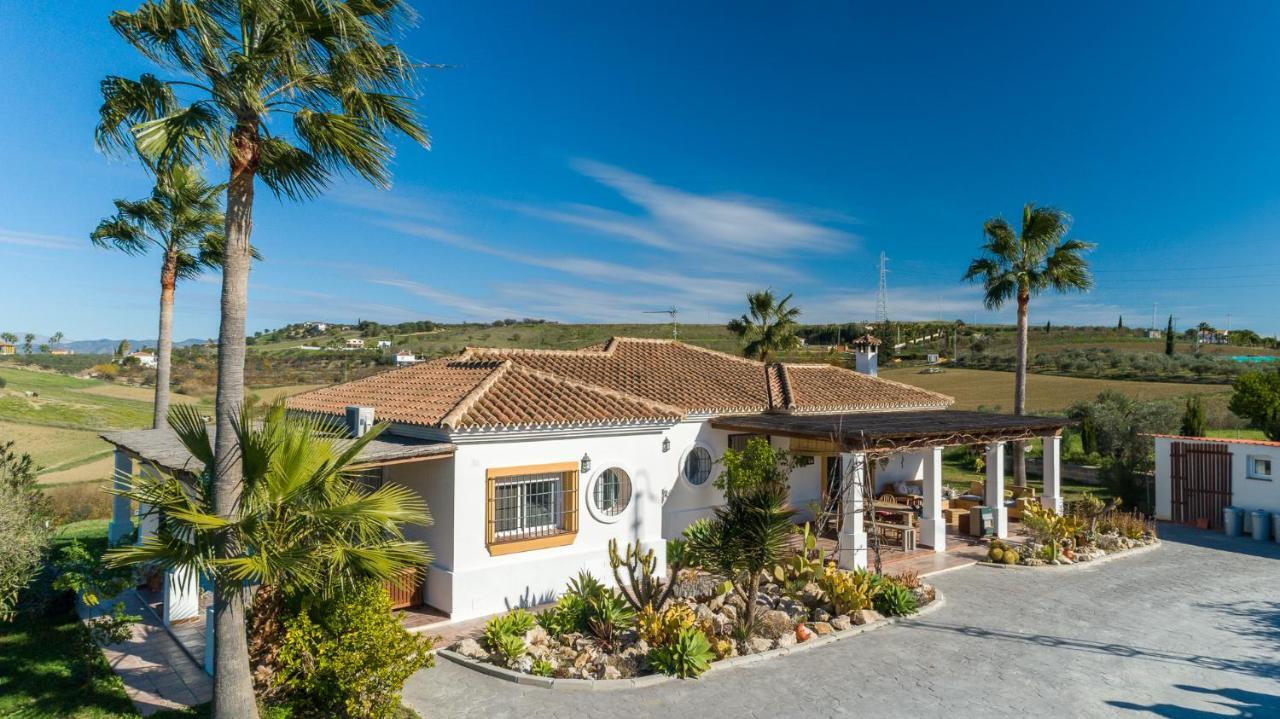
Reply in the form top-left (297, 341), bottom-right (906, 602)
top-left (448, 563), bottom-right (937, 682)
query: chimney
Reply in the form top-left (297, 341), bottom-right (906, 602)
top-left (852, 334), bottom-right (880, 377)
top-left (345, 406), bottom-right (375, 437)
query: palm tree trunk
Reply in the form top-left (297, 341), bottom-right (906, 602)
top-left (1013, 290), bottom-right (1029, 487)
top-left (211, 122), bottom-right (260, 719)
top-left (152, 253), bottom-right (177, 430)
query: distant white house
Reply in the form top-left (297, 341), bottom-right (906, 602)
top-left (377, 340), bottom-right (392, 350)
top-left (393, 350), bottom-right (419, 366)
top-left (128, 351), bottom-right (157, 368)
top-left (50, 348), bottom-right (75, 355)
top-left (1151, 434), bottom-right (1280, 532)
top-left (1197, 330), bottom-right (1228, 345)
top-left (345, 338), bottom-right (366, 349)
top-left (1146, 329), bottom-right (1163, 339)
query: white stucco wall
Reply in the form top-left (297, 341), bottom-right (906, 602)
top-left (385, 457), bottom-right (455, 610)
top-left (1153, 436), bottom-right (1280, 522)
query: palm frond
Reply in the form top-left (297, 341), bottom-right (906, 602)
top-left (167, 403), bottom-right (215, 467)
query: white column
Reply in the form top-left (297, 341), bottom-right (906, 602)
top-left (985, 442), bottom-right (1009, 538)
top-left (108, 450), bottom-right (134, 546)
top-left (163, 566), bottom-right (200, 627)
top-left (920, 446), bottom-right (946, 552)
top-left (837, 451), bottom-right (868, 570)
top-left (1041, 435), bottom-right (1063, 514)
top-left (136, 463), bottom-right (161, 546)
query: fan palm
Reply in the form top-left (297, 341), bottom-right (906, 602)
top-left (92, 164), bottom-right (228, 429)
top-left (106, 403), bottom-right (431, 689)
top-left (95, 4), bottom-right (429, 711)
top-left (963, 204), bottom-right (1094, 485)
top-left (727, 289), bottom-right (802, 363)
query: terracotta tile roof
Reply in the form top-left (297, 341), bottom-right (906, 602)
top-left (773, 363), bottom-right (953, 412)
top-left (287, 357), bottom-right (682, 430)
top-left (288, 337), bottom-right (953, 431)
top-left (1144, 433), bottom-right (1280, 448)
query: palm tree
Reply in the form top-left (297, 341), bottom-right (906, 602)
top-left (50, 332), bottom-right (64, 348)
top-left (963, 204), bottom-right (1094, 486)
top-left (727, 289), bottom-right (802, 362)
top-left (0, 332), bottom-right (16, 346)
top-left (95, 5), bottom-right (429, 712)
top-left (106, 404), bottom-right (431, 689)
top-left (92, 164), bottom-right (226, 429)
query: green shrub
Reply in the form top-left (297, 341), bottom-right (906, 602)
top-left (0, 441), bottom-right (51, 619)
top-left (492, 632), bottom-right (526, 667)
top-left (648, 627), bottom-right (714, 678)
top-left (274, 581), bottom-right (433, 719)
top-left (530, 659), bottom-right (554, 677)
top-left (637, 603), bottom-right (697, 647)
top-left (873, 582), bottom-right (919, 617)
top-left (536, 593), bottom-right (586, 637)
top-left (483, 608), bottom-right (535, 650)
top-left (817, 563), bottom-right (876, 615)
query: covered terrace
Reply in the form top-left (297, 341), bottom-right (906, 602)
top-left (710, 410), bottom-right (1070, 571)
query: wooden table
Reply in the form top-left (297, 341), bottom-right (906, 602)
top-left (869, 501), bottom-right (917, 551)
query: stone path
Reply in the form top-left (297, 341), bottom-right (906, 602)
top-left (403, 523), bottom-right (1280, 718)
top-left (82, 592), bottom-right (212, 716)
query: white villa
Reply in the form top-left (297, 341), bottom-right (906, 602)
top-left (102, 336), bottom-right (1067, 638)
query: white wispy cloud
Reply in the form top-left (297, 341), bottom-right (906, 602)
top-left (513, 159), bottom-right (856, 257)
top-left (0, 229), bottom-right (83, 251)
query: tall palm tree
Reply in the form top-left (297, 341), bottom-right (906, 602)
top-left (92, 164), bottom-right (226, 429)
top-left (106, 404), bottom-right (431, 686)
top-left (963, 204), bottom-right (1094, 486)
top-left (727, 289), bottom-right (802, 363)
top-left (95, 4), bottom-right (429, 713)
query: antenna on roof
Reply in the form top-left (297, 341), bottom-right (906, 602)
top-left (643, 307), bottom-right (680, 340)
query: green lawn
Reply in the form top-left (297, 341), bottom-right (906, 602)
top-left (1206, 428), bottom-right (1270, 441)
top-left (0, 366), bottom-right (154, 431)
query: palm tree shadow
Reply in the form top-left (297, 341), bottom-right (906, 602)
top-left (1194, 599), bottom-right (1280, 645)
top-left (1108, 684), bottom-right (1280, 717)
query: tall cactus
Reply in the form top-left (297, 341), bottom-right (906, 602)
top-left (607, 538), bottom-right (686, 611)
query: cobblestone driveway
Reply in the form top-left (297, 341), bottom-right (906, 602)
top-left (404, 524), bottom-right (1280, 718)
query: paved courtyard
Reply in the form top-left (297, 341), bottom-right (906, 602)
top-left (404, 523), bottom-right (1280, 718)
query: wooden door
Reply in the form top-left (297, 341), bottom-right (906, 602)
top-left (1170, 441), bottom-right (1232, 529)
top-left (384, 568), bottom-right (424, 610)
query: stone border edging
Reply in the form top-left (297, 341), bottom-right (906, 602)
top-left (437, 588), bottom-right (947, 691)
top-left (976, 539), bottom-right (1162, 571)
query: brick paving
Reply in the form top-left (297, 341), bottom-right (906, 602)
top-left (82, 592), bottom-right (212, 716)
top-left (402, 523), bottom-right (1280, 718)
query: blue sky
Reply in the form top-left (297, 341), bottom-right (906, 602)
top-left (3, 1), bottom-right (1280, 341)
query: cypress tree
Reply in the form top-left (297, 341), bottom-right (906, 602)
top-left (1118, 315), bottom-right (1124, 329)
top-left (1165, 315), bottom-right (1175, 355)
top-left (1181, 396), bottom-right (1208, 437)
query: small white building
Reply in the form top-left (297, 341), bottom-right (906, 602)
top-left (345, 338), bottom-right (366, 349)
top-left (128, 351), bottom-right (158, 368)
top-left (393, 350), bottom-right (419, 366)
top-left (1151, 434), bottom-right (1280, 530)
top-left (377, 340), bottom-right (393, 350)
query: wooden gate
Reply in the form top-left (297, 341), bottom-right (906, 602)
top-left (383, 568), bottom-right (424, 610)
top-left (1170, 441), bottom-right (1232, 529)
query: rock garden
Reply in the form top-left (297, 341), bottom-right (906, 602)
top-left (984, 493), bottom-right (1159, 566)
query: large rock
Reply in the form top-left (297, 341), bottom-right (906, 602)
top-left (454, 638), bottom-right (488, 660)
top-left (710, 612), bottom-right (734, 637)
top-left (754, 609), bottom-right (795, 640)
top-left (831, 615), bottom-right (852, 631)
top-left (720, 603), bottom-right (738, 624)
top-left (811, 621), bottom-right (834, 636)
top-left (524, 626), bottom-right (549, 646)
top-left (852, 609), bottom-right (884, 626)
top-left (799, 582), bottom-right (827, 609)
top-left (776, 598), bottom-right (807, 621)
top-left (773, 631), bottom-right (797, 649)
top-left (748, 636), bottom-right (773, 654)
top-left (813, 608), bottom-right (832, 623)
top-left (694, 602), bottom-right (715, 624)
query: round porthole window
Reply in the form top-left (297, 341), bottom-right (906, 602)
top-left (590, 467), bottom-right (632, 521)
top-left (683, 446), bottom-right (712, 486)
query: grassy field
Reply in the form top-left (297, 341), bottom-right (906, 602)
top-left (878, 366), bottom-right (1230, 413)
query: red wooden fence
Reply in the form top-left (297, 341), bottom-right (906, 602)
top-left (1170, 441), bottom-right (1232, 529)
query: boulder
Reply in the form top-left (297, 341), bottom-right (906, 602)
top-left (776, 598), bottom-right (807, 621)
top-left (454, 638), bottom-right (488, 661)
top-left (708, 594), bottom-right (725, 612)
top-left (524, 626), bottom-right (549, 646)
top-left (852, 609), bottom-right (884, 626)
top-left (573, 649), bottom-right (594, 670)
top-left (748, 637), bottom-right (773, 654)
top-left (710, 612), bottom-right (734, 637)
top-left (813, 608), bottom-right (832, 623)
top-left (799, 582), bottom-right (827, 609)
top-left (811, 621), bottom-right (834, 636)
top-left (601, 665), bottom-right (622, 681)
top-left (573, 636), bottom-right (596, 651)
top-left (754, 594), bottom-right (776, 610)
top-left (719, 603), bottom-right (738, 624)
top-left (773, 631), bottom-right (797, 649)
top-left (514, 655), bottom-right (534, 674)
top-left (754, 609), bottom-right (795, 640)
top-left (831, 615), bottom-right (852, 631)
top-left (694, 602), bottom-right (715, 624)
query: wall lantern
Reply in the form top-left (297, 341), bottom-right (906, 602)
top-left (662, 437), bottom-right (671, 453)
top-left (581, 453), bottom-right (592, 474)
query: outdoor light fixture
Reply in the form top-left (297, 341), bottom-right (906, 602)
top-left (662, 437), bottom-right (671, 453)
top-left (581, 453), bottom-right (591, 473)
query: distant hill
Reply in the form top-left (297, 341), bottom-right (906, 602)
top-left (64, 337), bottom-right (209, 354)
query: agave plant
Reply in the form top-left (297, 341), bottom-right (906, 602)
top-left (106, 403), bottom-right (432, 679)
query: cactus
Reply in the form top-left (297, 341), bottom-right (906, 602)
top-left (609, 537), bottom-right (686, 611)
top-left (1001, 550), bottom-right (1019, 565)
top-left (988, 547), bottom-right (1005, 562)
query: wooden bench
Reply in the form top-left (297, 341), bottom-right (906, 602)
top-left (874, 522), bottom-right (917, 551)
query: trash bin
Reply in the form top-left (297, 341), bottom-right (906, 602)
top-left (1252, 510), bottom-right (1272, 542)
top-left (969, 506), bottom-right (994, 538)
top-left (1224, 507), bottom-right (1245, 537)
